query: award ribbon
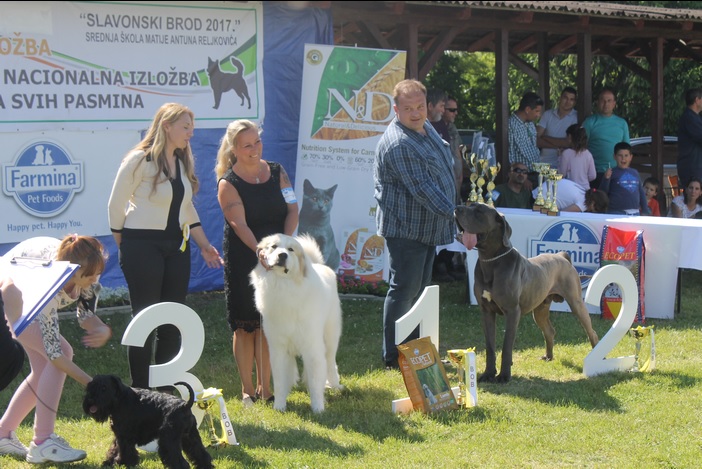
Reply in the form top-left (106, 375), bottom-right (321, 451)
top-left (179, 224), bottom-right (190, 253)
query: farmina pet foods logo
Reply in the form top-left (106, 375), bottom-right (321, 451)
top-left (529, 220), bottom-right (600, 289)
top-left (3, 141), bottom-right (83, 217)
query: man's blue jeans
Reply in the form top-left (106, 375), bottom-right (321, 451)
top-left (382, 237), bottom-right (436, 364)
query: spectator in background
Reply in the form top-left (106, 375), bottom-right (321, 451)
top-left (559, 124), bottom-right (596, 191)
top-left (442, 97), bottom-right (466, 201)
top-left (508, 92), bottom-right (544, 189)
top-left (599, 142), bottom-right (650, 215)
top-left (427, 88), bottom-right (448, 134)
top-left (643, 177), bottom-right (661, 216)
top-left (677, 87), bottom-right (702, 188)
top-left (537, 86), bottom-right (578, 167)
top-left (669, 177), bottom-right (702, 219)
top-left (582, 88), bottom-right (630, 188)
top-left (493, 162), bottom-right (534, 209)
top-left (428, 89), bottom-right (460, 282)
top-left (374, 79), bottom-right (456, 369)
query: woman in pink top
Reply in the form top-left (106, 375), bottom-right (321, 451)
top-left (559, 124), bottom-right (597, 191)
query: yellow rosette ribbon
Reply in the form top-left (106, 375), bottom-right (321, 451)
top-left (195, 387), bottom-right (239, 447)
top-left (179, 224), bottom-right (190, 252)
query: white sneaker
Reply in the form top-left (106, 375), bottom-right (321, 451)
top-left (137, 439), bottom-right (159, 453)
top-left (0, 431), bottom-right (28, 458)
top-left (25, 433), bottom-right (86, 464)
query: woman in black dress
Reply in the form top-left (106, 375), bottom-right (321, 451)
top-left (215, 120), bottom-right (298, 405)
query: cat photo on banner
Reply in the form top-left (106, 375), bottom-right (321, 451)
top-left (298, 179), bottom-right (340, 271)
top-left (207, 56), bottom-right (251, 110)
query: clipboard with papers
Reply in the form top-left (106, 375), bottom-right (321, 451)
top-left (1, 256), bottom-right (79, 336)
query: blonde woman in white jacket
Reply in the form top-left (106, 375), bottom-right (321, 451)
top-left (108, 102), bottom-right (223, 390)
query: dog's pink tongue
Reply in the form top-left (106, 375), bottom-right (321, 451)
top-left (90, 405), bottom-right (98, 414)
top-left (462, 231), bottom-right (477, 250)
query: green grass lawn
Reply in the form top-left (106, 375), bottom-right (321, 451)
top-left (2, 270), bottom-right (702, 468)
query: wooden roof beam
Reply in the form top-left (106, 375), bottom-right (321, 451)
top-left (512, 34), bottom-right (539, 54)
top-left (602, 44), bottom-right (651, 81)
top-left (508, 53), bottom-right (539, 82)
top-left (466, 32), bottom-right (495, 53)
top-left (514, 11), bottom-right (534, 24)
top-left (418, 25), bottom-right (468, 78)
top-left (391, 2), bottom-right (405, 15)
top-left (549, 35), bottom-right (577, 55)
top-left (459, 8), bottom-right (472, 20)
top-left (359, 20), bottom-right (392, 50)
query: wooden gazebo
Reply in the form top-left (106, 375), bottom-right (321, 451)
top-left (312, 1), bottom-right (702, 198)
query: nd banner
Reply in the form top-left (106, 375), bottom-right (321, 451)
top-left (0, 1), bottom-right (263, 131)
top-left (294, 44), bottom-right (406, 282)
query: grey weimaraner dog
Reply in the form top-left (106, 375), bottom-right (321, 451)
top-left (455, 203), bottom-right (599, 383)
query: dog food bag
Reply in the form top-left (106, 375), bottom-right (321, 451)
top-left (398, 337), bottom-right (458, 413)
top-left (599, 225), bottom-right (645, 323)
top-left (354, 232), bottom-right (386, 283)
top-left (337, 227), bottom-right (367, 278)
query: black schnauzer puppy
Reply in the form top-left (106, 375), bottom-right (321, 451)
top-left (83, 374), bottom-right (213, 468)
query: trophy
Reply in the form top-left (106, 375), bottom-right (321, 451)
top-left (466, 152), bottom-right (479, 204)
top-left (484, 163), bottom-right (501, 207)
top-left (547, 171), bottom-right (563, 216)
top-left (628, 325), bottom-right (655, 372)
top-left (447, 348), bottom-right (477, 408)
top-left (195, 388), bottom-right (239, 447)
top-left (475, 159), bottom-right (488, 204)
top-left (532, 163), bottom-right (549, 211)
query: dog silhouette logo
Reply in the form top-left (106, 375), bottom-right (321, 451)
top-left (529, 220), bottom-right (600, 289)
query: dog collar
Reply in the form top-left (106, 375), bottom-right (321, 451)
top-left (479, 247), bottom-right (514, 263)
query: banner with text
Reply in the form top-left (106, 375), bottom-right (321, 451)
top-left (0, 1), bottom-right (263, 131)
top-left (294, 44), bottom-right (406, 282)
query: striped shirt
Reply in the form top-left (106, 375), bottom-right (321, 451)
top-left (374, 118), bottom-right (457, 245)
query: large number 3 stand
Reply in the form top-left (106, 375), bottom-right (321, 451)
top-left (122, 303), bottom-right (238, 447)
top-left (584, 265), bottom-right (656, 377)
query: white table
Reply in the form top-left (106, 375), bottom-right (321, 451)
top-left (443, 208), bottom-right (702, 319)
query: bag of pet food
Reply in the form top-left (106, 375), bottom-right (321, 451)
top-left (337, 227), bottom-right (367, 278)
top-left (599, 225), bottom-right (645, 323)
top-left (397, 337), bottom-right (458, 413)
top-left (354, 232), bottom-right (385, 283)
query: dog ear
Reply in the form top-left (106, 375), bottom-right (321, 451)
top-left (499, 213), bottom-right (513, 247)
top-left (298, 247), bottom-right (308, 277)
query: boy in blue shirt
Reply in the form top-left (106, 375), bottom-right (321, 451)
top-left (599, 142), bottom-right (650, 215)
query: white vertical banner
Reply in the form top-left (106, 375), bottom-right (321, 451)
top-left (294, 44), bottom-right (406, 281)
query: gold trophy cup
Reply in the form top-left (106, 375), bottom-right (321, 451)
top-left (629, 325), bottom-right (655, 372)
top-left (485, 163), bottom-right (501, 207)
top-left (475, 159), bottom-right (488, 204)
top-left (547, 171), bottom-right (563, 216)
top-left (466, 152), bottom-right (479, 204)
top-left (532, 163), bottom-right (548, 211)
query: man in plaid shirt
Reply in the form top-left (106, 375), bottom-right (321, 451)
top-left (374, 79), bottom-right (457, 369)
top-left (508, 92), bottom-right (544, 189)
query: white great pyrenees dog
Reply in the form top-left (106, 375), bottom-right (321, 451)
top-left (250, 233), bottom-right (343, 413)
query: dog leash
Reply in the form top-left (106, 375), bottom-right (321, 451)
top-left (479, 247), bottom-right (514, 263)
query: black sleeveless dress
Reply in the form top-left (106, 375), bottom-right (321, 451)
top-left (221, 162), bottom-right (288, 331)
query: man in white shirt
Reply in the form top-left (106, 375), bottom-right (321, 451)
top-left (537, 87), bottom-right (578, 167)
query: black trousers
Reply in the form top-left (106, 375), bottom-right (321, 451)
top-left (119, 237), bottom-right (190, 389)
